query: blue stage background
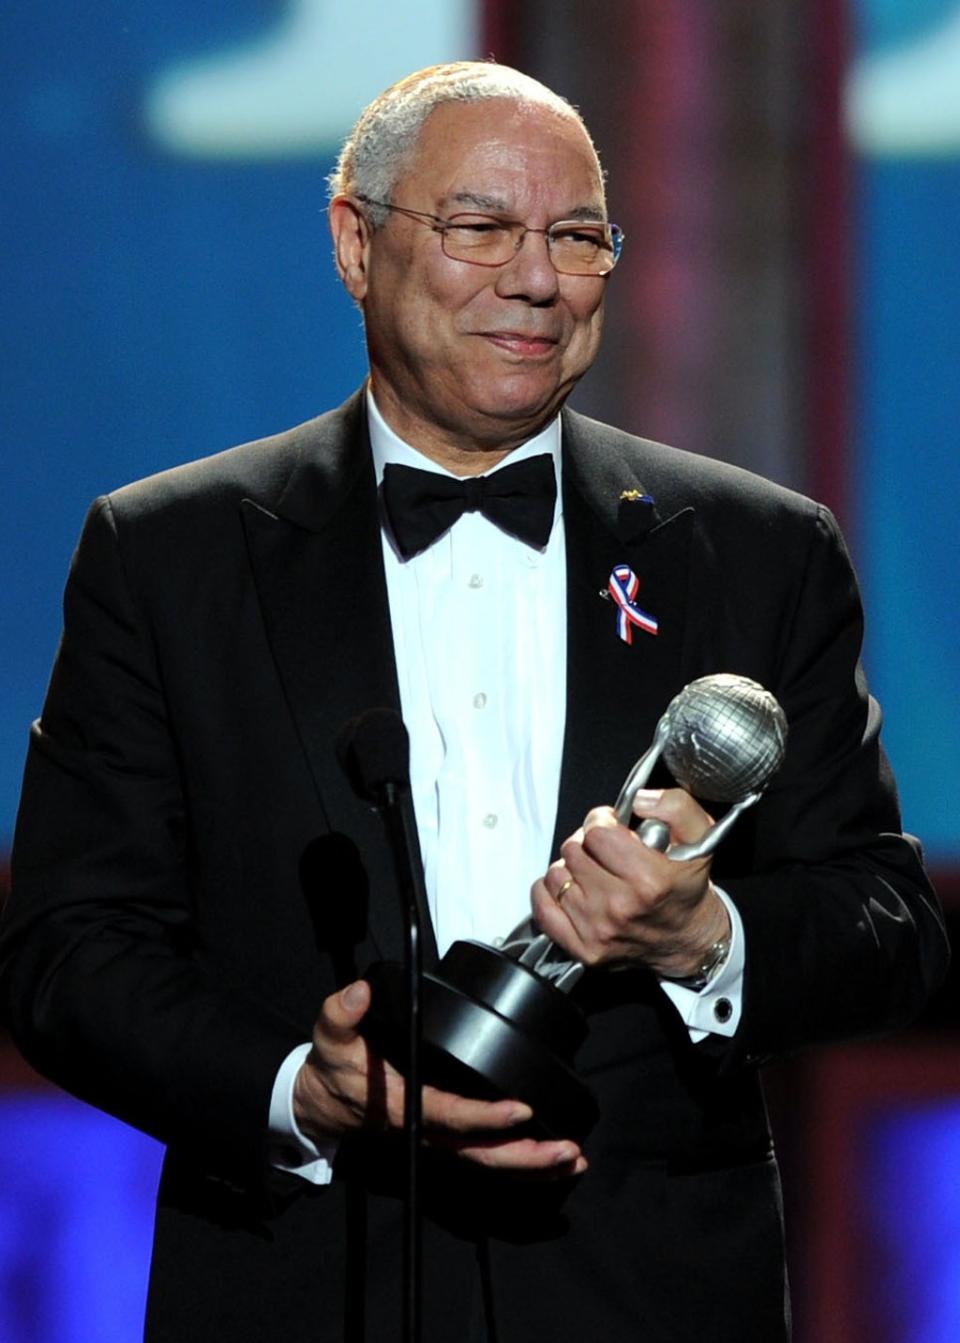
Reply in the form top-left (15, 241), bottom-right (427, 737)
top-left (2, 4), bottom-right (957, 865)
top-left (1, 4), bottom-right (371, 865)
top-left (852, 0), bottom-right (960, 867)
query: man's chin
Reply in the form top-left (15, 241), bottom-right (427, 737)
top-left (463, 379), bottom-right (571, 436)
top-left (460, 402), bottom-right (562, 450)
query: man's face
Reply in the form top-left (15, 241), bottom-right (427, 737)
top-left (337, 99), bottom-right (609, 466)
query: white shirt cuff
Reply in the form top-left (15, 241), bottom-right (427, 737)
top-left (268, 1042), bottom-right (338, 1185)
top-left (657, 886), bottom-right (744, 1043)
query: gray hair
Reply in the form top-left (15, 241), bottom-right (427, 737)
top-left (329, 61), bottom-right (598, 227)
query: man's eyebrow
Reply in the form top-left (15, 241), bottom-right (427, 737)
top-left (443, 192), bottom-right (607, 221)
top-left (565, 205), bottom-right (607, 222)
top-left (446, 191), bottom-right (509, 212)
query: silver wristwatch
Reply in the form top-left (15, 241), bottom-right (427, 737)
top-left (661, 935), bottom-right (732, 993)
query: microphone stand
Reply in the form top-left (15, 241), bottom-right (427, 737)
top-left (336, 708), bottom-right (430, 1343)
top-left (377, 779), bottom-right (429, 1343)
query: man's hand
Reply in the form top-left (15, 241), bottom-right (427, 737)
top-left (530, 789), bottom-right (731, 979)
top-left (293, 980), bottom-right (587, 1175)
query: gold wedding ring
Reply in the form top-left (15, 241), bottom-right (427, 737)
top-left (556, 877), bottom-right (574, 903)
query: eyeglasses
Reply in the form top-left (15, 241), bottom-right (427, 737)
top-left (356, 196), bottom-right (624, 277)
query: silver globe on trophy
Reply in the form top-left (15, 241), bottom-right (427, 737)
top-left (362, 674), bottom-right (789, 1140)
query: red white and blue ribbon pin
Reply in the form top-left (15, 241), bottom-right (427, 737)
top-left (608, 564), bottom-right (659, 644)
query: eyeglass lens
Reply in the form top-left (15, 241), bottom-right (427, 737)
top-left (440, 214), bottom-right (620, 275)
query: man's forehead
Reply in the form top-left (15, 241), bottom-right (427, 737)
top-left (416, 96), bottom-right (595, 155)
top-left (437, 189), bottom-right (606, 222)
top-left (398, 99), bottom-right (605, 210)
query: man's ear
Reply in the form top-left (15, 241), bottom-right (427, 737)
top-left (329, 195), bottom-right (372, 302)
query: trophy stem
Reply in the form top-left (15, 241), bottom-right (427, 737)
top-left (614, 718), bottom-right (670, 823)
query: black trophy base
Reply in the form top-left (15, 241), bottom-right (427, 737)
top-left (361, 940), bottom-right (599, 1143)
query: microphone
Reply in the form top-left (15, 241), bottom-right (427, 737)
top-left (336, 706), bottom-right (433, 962)
top-left (336, 706), bottom-right (410, 805)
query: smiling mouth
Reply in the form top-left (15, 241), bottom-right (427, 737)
top-left (481, 332), bottom-right (560, 357)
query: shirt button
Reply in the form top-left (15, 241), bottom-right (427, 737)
top-left (482, 813), bottom-right (498, 829)
top-left (468, 573), bottom-right (484, 589)
top-left (713, 997), bottom-right (733, 1024)
top-left (473, 692), bottom-right (487, 709)
top-left (491, 936), bottom-right (504, 948)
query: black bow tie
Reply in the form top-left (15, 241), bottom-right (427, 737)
top-left (380, 454), bottom-right (557, 560)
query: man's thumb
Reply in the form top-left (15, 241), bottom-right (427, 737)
top-left (339, 979), bottom-right (371, 1021)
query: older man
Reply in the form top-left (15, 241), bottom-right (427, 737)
top-left (0, 61), bottom-right (947, 1343)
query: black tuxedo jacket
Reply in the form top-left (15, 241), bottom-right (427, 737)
top-left (1, 391), bottom-right (947, 1342)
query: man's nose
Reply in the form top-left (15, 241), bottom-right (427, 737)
top-left (494, 228), bottom-right (560, 302)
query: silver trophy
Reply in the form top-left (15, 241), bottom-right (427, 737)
top-left (507, 673), bottom-right (788, 994)
top-left (363, 674), bottom-right (787, 1139)
top-left (614, 672), bottom-right (789, 856)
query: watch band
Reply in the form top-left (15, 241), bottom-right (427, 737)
top-left (661, 935), bottom-right (732, 993)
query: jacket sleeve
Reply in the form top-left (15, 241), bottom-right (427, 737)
top-left (718, 504), bottom-right (948, 1063)
top-left (0, 497), bottom-right (307, 1188)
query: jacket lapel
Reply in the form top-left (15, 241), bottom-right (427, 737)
top-left (553, 410), bottom-right (695, 851)
top-left (240, 393), bottom-right (432, 967)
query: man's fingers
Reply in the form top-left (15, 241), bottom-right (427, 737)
top-left (422, 1087), bottom-right (532, 1134)
top-left (420, 1090), bottom-right (589, 1178)
top-left (448, 1135), bottom-right (588, 1175)
top-left (308, 984), bottom-right (576, 1152)
top-left (531, 879), bottom-right (587, 959)
top-left (317, 979), bottom-right (372, 1040)
top-left (630, 788), bottom-right (715, 846)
